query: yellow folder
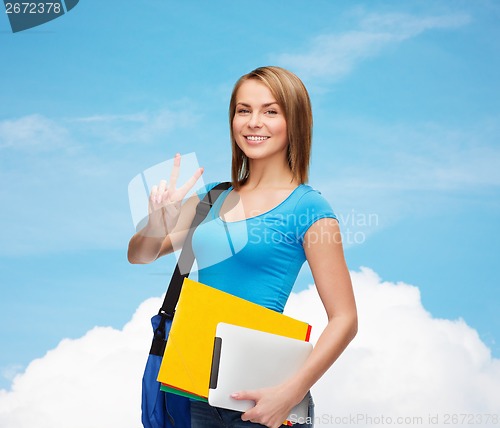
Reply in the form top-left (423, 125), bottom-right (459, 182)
top-left (157, 278), bottom-right (311, 400)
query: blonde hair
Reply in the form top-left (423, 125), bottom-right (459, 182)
top-left (229, 66), bottom-right (312, 190)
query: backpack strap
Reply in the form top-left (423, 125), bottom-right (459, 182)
top-left (159, 181), bottom-right (231, 319)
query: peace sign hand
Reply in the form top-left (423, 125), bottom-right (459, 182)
top-left (147, 153), bottom-right (204, 237)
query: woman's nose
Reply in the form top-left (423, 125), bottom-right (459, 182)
top-left (247, 113), bottom-right (262, 128)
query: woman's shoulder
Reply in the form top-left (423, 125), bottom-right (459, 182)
top-left (293, 184), bottom-right (332, 206)
top-left (289, 184), bottom-right (338, 241)
top-left (292, 184), bottom-right (337, 218)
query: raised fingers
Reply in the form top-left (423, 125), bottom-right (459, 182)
top-left (152, 154), bottom-right (204, 205)
top-left (168, 153), bottom-right (181, 194)
top-left (156, 179), bottom-right (168, 203)
top-left (150, 184), bottom-right (159, 205)
top-left (177, 166), bottom-right (204, 198)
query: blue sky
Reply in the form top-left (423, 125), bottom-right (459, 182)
top-left (1, 0), bottom-right (499, 393)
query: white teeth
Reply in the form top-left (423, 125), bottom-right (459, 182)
top-left (246, 136), bottom-right (268, 141)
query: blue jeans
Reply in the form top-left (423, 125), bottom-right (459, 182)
top-left (190, 394), bottom-right (314, 428)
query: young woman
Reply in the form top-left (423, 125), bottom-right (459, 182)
top-left (128, 66), bottom-right (357, 428)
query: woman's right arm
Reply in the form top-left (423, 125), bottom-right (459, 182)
top-left (127, 153), bottom-right (203, 264)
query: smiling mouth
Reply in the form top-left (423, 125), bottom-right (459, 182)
top-left (245, 135), bottom-right (269, 142)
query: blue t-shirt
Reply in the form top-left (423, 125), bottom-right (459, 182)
top-left (192, 182), bottom-right (337, 313)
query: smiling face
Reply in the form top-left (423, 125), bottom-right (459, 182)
top-left (229, 66), bottom-right (312, 189)
top-left (231, 79), bottom-right (288, 164)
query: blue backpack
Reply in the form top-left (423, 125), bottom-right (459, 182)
top-left (141, 182), bottom-right (231, 428)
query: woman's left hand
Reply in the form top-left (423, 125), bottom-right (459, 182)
top-left (231, 384), bottom-right (302, 428)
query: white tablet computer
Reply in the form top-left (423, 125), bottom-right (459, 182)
top-left (208, 322), bottom-right (313, 424)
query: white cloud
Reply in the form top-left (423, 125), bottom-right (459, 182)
top-left (0, 296), bottom-right (158, 428)
top-left (310, 117), bottom-right (500, 237)
top-left (0, 106), bottom-right (201, 255)
top-left (331, 120), bottom-right (500, 192)
top-left (69, 107), bottom-right (200, 145)
top-left (72, 113), bottom-right (149, 123)
top-left (286, 268), bottom-right (500, 425)
top-left (0, 114), bottom-right (73, 152)
top-left (0, 106), bottom-right (199, 154)
top-left (0, 365), bottom-right (24, 384)
top-left (1, 268), bottom-right (498, 427)
top-left (275, 12), bottom-right (470, 82)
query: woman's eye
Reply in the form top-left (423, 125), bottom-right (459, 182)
top-left (237, 109), bottom-right (250, 114)
top-left (265, 110), bottom-right (278, 115)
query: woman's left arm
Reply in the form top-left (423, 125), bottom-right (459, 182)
top-left (290, 217), bottom-right (358, 390)
top-left (234, 218), bottom-right (358, 427)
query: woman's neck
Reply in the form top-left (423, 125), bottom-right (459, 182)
top-left (244, 157), bottom-right (298, 190)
